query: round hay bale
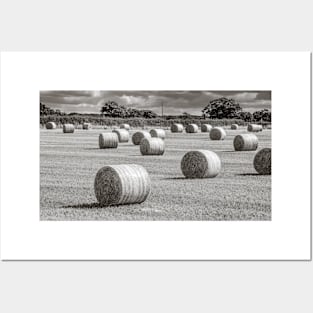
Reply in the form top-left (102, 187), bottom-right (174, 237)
top-left (233, 134), bottom-right (258, 151)
top-left (247, 124), bottom-right (262, 132)
top-left (253, 148), bottom-right (271, 175)
top-left (186, 124), bottom-right (199, 133)
top-left (181, 150), bottom-right (221, 179)
top-left (132, 131), bottom-right (151, 145)
top-left (120, 123), bottom-right (130, 130)
top-left (150, 128), bottom-right (166, 140)
top-left (201, 124), bottom-right (212, 132)
top-left (231, 124), bottom-right (239, 130)
top-left (140, 138), bottom-right (165, 155)
top-left (94, 164), bottom-right (151, 206)
top-left (46, 122), bottom-right (56, 129)
top-left (171, 123), bottom-right (184, 133)
top-left (99, 133), bottom-right (118, 149)
top-left (209, 127), bottom-right (226, 140)
top-left (112, 129), bottom-right (129, 143)
top-left (63, 124), bottom-right (75, 133)
top-left (83, 122), bottom-right (91, 130)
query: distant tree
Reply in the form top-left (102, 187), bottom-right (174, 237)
top-left (262, 110), bottom-right (271, 122)
top-left (129, 108), bottom-right (142, 118)
top-left (252, 109), bottom-right (271, 122)
top-left (202, 97), bottom-right (242, 119)
top-left (100, 101), bottom-right (127, 118)
top-left (182, 112), bottom-right (192, 119)
top-left (236, 111), bottom-right (253, 122)
top-left (40, 102), bottom-right (66, 116)
top-left (100, 100), bottom-right (157, 118)
top-left (141, 110), bottom-right (157, 119)
top-left (40, 103), bottom-right (46, 115)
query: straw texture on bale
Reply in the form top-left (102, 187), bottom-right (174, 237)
top-left (140, 138), bottom-right (165, 155)
top-left (83, 123), bottom-right (91, 130)
top-left (233, 134), bottom-right (258, 151)
top-left (94, 164), bottom-right (151, 206)
top-left (63, 124), bottom-right (75, 133)
top-left (247, 124), bottom-right (263, 132)
top-left (99, 133), bottom-right (118, 149)
top-left (201, 124), bottom-right (212, 132)
top-left (112, 129), bottom-right (129, 143)
top-left (150, 129), bottom-right (166, 140)
top-left (209, 127), bottom-right (226, 140)
top-left (231, 124), bottom-right (239, 130)
top-left (120, 123), bottom-right (130, 130)
top-left (132, 131), bottom-right (151, 145)
top-left (181, 150), bottom-right (221, 179)
top-left (170, 123), bottom-right (184, 133)
top-left (46, 122), bottom-right (56, 129)
top-left (253, 148), bottom-right (271, 175)
top-left (186, 124), bottom-right (199, 133)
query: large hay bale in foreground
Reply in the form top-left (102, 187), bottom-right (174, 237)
top-left (94, 164), bottom-right (151, 206)
top-left (99, 133), bottom-right (118, 149)
top-left (112, 129), bottom-right (129, 143)
top-left (120, 123), bottom-right (130, 130)
top-left (140, 138), bottom-right (165, 155)
top-left (253, 148), bottom-right (271, 175)
top-left (209, 127), bottom-right (226, 140)
top-left (201, 124), bottom-right (212, 132)
top-left (46, 122), bottom-right (56, 129)
top-left (63, 124), bottom-right (75, 133)
top-left (231, 124), bottom-right (239, 130)
top-left (132, 131), bottom-right (151, 145)
top-left (171, 123), bottom-right (184, 133)
top-left (247, 124), bottom-right (262, 132)
top-left (150, 128), bottom-right (166, 140)
top-left (186, 124), bottom-right (199, 133)
top-left (181, 150), bottom-right (221, 178)
top-left (83, 123), bottom-right (91, 130)
top-left (233, 134), bottom-right (258, 151)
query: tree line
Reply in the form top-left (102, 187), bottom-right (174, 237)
top-left (40, 97), bottom-right (271, 122)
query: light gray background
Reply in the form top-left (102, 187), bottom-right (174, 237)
top-left (0, 0), bottom-right (312, 312)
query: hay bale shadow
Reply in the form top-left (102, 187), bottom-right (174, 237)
top-left (62, 202), bottom-right (102, 209)
top-left (162, 177), bottom-right (191, 180)
top-left (62, 202), bottom-right (142, 209)
top-left (236, 173), bottom-right (265, 176)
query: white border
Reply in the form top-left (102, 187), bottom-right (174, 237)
top-left (0, 52), bottom-right (311, 260)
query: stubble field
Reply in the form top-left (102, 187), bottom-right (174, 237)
top-left (40, 127), bottom-right (271, 221)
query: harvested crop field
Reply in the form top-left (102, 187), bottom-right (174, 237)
top-left (40, 127), bottom-right (271, 221)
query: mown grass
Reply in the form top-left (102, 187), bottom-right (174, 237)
top-left (40, 127), bottom-right (271, 221)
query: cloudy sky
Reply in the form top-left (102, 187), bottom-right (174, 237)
top-left (40, 90), bottom-right (271, 115)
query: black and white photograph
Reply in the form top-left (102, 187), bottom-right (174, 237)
top-left (40, 90), bottom-right (271, 221)
top-left (2, 51), bottom-right (309, 261)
